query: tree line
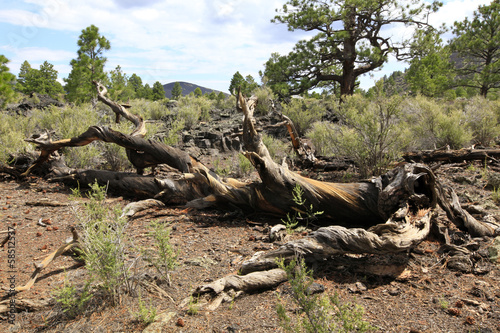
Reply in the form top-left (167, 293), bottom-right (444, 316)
top-left (1, 0), bottom-right (499, 109)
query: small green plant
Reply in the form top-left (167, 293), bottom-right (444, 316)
top-left (76, 181), bottom-right (133, 305)
top-left (491, 187), bottom-right (500, 204)
top-left (143, 220), bottom-right (178, 286)
top-left (282, 184), bottom-right (323, 233)
top-left (276, 257), bottom-right (374, 333)
top-left (213, 157), bottom-right (231, 175)
top-left (466, 164), bottom-right (476, 172)
top-left (160, 118), bottom-right (185, 146)
top-left (132, 291), bottom-right (157, 325)
top-left (52, 278), bottom-right (93, 319)
top-left (439, 298), bottom-right (449, 310)
top-left (237, 153), bottom-right (253, 177)
top-left (187, 296), bottom-right (199, 315)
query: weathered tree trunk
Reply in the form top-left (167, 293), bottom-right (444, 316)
top-left (403, 148), bottom-right (500, 164)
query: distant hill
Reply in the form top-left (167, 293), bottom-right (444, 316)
top-left (162, 81), bottom-right (228, 99)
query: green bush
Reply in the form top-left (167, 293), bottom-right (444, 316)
top-left (401, 95), bottom-right (445, 150)
top-left (217, 94), bottom-right (236, 110)
top-left (161, 118), bottom-right (185, 146)
top-left (331, 94), bottom-right (410, 177)
top-left (276, 258), bottom-right (374, 333)
top-left (253, 86), bottom-right (275, 115)
top-left (306, 121), bottom-right (336, 157)
top-left (176, 104), bottom-right (200, 130)
top-left (435, 108), bottom-right (473, 149)
top-left (127, 99), bottom-right (168, 120)
top-left (143, 220), bottom-right (178, 286)
top-left (75, 181), bottom-right (133, 305)
top-left (463, 96), bottom-right (500, 146)
top-left (237, 153), bottom-right (253, 177)
top-left (177, 95), bottom-right (214, 127)
top-left (262, 134), bottom-right (291, 162)
top-left (402, 96), bottom-right (473, 150)
top-left (282, 98), bottom-right (325, 136)
top-left (0, 112), bottom-right (36, 163)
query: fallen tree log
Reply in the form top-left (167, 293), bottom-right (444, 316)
top-left (403, 147), bottom-right (500, 164)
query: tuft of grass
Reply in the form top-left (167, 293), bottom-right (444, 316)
top-left (142, 220), bottom-right (178, 286)
top-left (213, 157), bottom-right (232, 175)
top-left (276, 257), bottom-right (375, 333)
top-left (282, 184), bottom-right (323, 234)
top-left (491, 187), bottom-right (500, 204)
top-left (187, 296), bottom-right (199, 315)
top-left (439, 298), bottom-right (449, 310)
top-left (132, 290), bottom-right (157, 325)
top-left (52, 278), bottom-right (93, 319)
top-left (237, 153), bottom-right (253, 177)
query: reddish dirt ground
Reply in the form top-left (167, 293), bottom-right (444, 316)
top-left (0, 162), bottom-right (499, 333)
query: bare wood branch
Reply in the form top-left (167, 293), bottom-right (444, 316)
top-left (13, 227), bottom-right (79, 293)
top-left (403, 148), bottom-right (500, 164)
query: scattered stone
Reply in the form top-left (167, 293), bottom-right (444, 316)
top-left (306, 282), bottom-right (325, 295)
top-left (142, 311), bottom-right (177, 333)
top-left (388, 287), bottom-right (401, 296)
top-left (486, 172), bottom-right (500, 189)
top-left (348, 281), bottom-right (367, 294)
top-left (269, 224), bottom-right (287, 242)
top-left (226, 324), bottom-right (240, 332)
top-left (447, 255), bottom-right (473, 272)
top-left (185, 256), bottom-right (217, 268)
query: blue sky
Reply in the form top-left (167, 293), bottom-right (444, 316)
top-left (0, 0), bottom-right (491, 94)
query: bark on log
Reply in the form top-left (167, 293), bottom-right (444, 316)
top-left (403, 148), bottom-right (500, 164)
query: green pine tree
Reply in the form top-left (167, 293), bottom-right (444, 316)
top-left (142, 83), bottom-right (153, 100)
top-left (263, 0), bottom-right (442, 98)
top-left (171, 82), bottom-right (182, 100)
top-left (450, 0), bottom-right (500, 97)
top-left (194, 87), bottom-right (202, 98)
top-left (16, 60), bottom-right (32, 94)
top-left (108, 65), bottom-right (134, 102)
top-left (151, 81), bottom-right (165, 101)
top-left (64, 25), bottom-right (110, 104)
top-left (128, 73), bottom-right (143, 98)
top-left (0, 55), bottom-right (16, 108)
